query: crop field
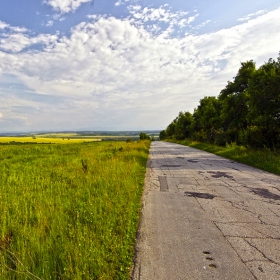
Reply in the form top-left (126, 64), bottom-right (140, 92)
top-left (0, 140), bottom-right (150, 279)
top-left (0, 137), bottom-right (102, 144)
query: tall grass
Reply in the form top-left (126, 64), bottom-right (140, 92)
top-left (0, 141), bottom-right (150, 279)
top-left (167, 139), bottom-right (280, 176)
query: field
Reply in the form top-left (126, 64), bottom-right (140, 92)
top-left (0, 140), bottom-right (150, 279)
top-left (0, 136), bottom-right (102, 144)
top-left (167, 139), bottom-right (280, 176)
top-left (0, 131), bottom-right (160, 144)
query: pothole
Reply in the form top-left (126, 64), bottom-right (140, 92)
top-left (207, 171), bottom-right (233, 179)
top-left (188, 159), bottom-right (199, 163)
top-left (251, 188), bottom-right (280, 200)
top-left (185, 192), bottom-right (216, 199)
top-left (161, 165), bottom-right (182, 168)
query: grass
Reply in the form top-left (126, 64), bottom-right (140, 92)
top-left (0, 140), bottom-right (150, 279)
top-left (167, 139), bottom-right (280, 176)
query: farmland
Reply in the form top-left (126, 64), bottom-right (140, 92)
top-left (0, 131), bottom-right (160, 144)
top-left (0, 136), bottom-right (102, 144)
top-left (0, 140), bottom-right (150, 279)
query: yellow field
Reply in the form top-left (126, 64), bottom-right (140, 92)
top-left (35, 133), bottom-right (78, 137)
top-left (0, 137), bottom-right (101, 144)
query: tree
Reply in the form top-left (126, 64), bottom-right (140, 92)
top-left (248, 56), bottom-right (280, 148)
top-left (165, 121), bottom-right (176, 138)
top-left (139, 132), bottom-right (151, 140)
top-left (160, 53), bottom-right (280, 148)
top-left (192, 96), bottom-right (222, 142)
top-left (159, 130), bottom-right (167, 140)
top-left (219, 61), bottom-right (256, 132)
top-left (173, 112), bottom-right (193, 139)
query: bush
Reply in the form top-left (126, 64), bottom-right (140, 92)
top-left (139, 132), bottom-right (151, 140)
top-left (213, 129), bottom-right (227, 146)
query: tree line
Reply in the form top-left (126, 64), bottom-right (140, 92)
top-left (160, 54), bottom-right (280, 149)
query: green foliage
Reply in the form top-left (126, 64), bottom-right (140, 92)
top-left (174, 112), bottom-right (193, 139)
top-left (0, 141), bottom-right (150, 279)
top-left (192, 96), bottom-right (222, 142)
top-left (162, 53), bottom-right (280, 149)
top-left (139, 132), bottom-right (151, 140)
top-left (247, 57), bottom-right (280, 148)
top-left (167, 139), bottom-right (280, 176)
top-left (159, 130), bottom-right (167, 140)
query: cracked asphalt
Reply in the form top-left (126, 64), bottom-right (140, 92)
top-left (132, 141), bottom-right (280, 280)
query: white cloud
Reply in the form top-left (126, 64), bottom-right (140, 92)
top-left (0, 20), bottom-right (9, 29)
top-left (115, 0), bottom-right (130, 6)
top-left (0, 112), bottom-right (3, 118)
top-left (186, 14), bottom-right (199, 25)
top-left (127, 5), bottom-right (191, 37)
top-left (0, 33), bottom-right (58, 53)
top-left (44, 0), bottom-right (92, 14)
top-left (51, 14), bottom-right (65, 21)
top-left (238, 9), bottom-right (266, 22)
top-left (0, 7), bottom-right (280, 130)
top-left (0, 20), bottom-right (28, 33)
top-left (46, 20), bottom-right (54, 27)
top-left (192, 19), bottom-right (211, 30)
top-left (128, 5), bottom-right (189, 25)
top-left (0, 34), bottom-right (31, 52)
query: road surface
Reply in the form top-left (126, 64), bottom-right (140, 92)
top-left (132, 141), bottom-right (280, 280)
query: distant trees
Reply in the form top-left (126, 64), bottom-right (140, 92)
top-left (139, 132), bottom-right (151, 140)
top-left (160, 54), bottom-right (280, 149)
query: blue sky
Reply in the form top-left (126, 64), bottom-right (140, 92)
top-left (0, 0), bottom-right (280, 132)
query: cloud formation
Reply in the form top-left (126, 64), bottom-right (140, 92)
top-left (115, 0), bottom-right (130, 6)
top-left (44, 0), bottom-right (92, 13)
top-left (0, 30), bottom-right (58, 53)
top-left (127, 5), bottom-right (193, 37)
top-left (0, 5), bottom-right (280, 131)
top-left (0, 20), bottom-right (28, 33)
top-left (238, 10), bottom-right (266, 22)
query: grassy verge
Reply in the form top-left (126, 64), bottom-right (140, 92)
top-left (166, 139), bottom-right (280, 176)
top-left (0, 140), bottom-right (150, 279)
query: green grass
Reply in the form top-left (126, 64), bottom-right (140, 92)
top-left (167, 139), bottom-right (280, 176)
top-left (0, 140), bottom-right (150, 279)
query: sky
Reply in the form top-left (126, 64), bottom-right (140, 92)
top-left (0, 0), bottom-right (280, 132)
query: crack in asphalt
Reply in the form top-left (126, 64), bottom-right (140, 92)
top-left (244, 239), bottom-right (280, 265)
top-left (134, 142), bottom-right (280, 280)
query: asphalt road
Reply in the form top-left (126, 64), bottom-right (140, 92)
top-left (132, 141), bottom-right (280, 280)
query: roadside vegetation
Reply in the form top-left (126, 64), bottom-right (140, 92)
top-left (160, 54), bottom-right (280, 150)
top-left (160, 54), bottom-right (280, 175)
top-left (0, 140), bottom-right (150, 279)
top-left (167, 139), bottom-right (280, 176)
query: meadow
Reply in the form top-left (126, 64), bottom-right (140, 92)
top-left (0, 140), bottom-right (150, 279)
top-left (167, 139), bottom-right (280, 176)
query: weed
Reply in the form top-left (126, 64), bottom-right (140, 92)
top-left (167, 139), bottom-right (280, 175)
top-left (81, 159), bottom-right (88, 173)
